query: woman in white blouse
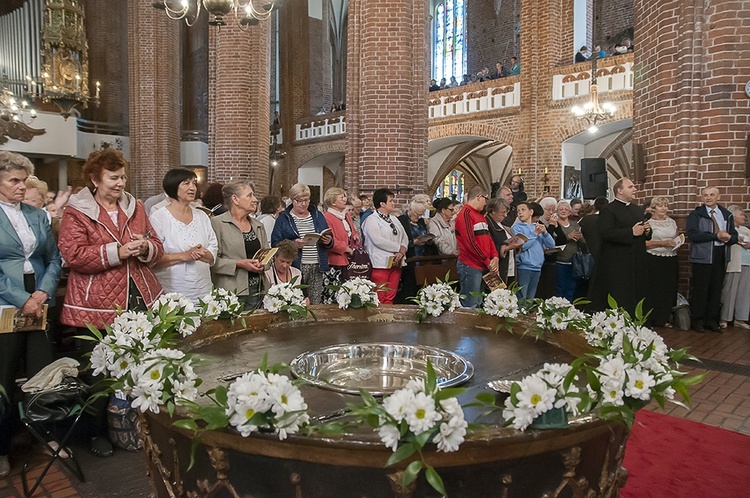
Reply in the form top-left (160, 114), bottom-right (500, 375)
top-left (150, 169), bottom-right (218, 303)
top-left (362, 188), bottom-right (408, 304)
top-left (643, 196), bottom-right (679, 327)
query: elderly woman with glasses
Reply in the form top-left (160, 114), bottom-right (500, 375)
top-left (485, 197), bottom-right (525, 284)
top-left (362, 188), bottom-right (409, 304)
top-left (271, 183), bottom-right (333, 304)
top-left (429, 197), bottom-right (459, 257)
top-left (643, 196), bottom-right (679, 327)
top-left (396, 199), bottom-right (437, 302)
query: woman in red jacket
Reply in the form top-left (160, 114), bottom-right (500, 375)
top-left (58, 149), bottom-right (164, 457)
top-left (58, 149), bottom-right (164, 328)
top-left (322, 187), bottom-right (359, 302)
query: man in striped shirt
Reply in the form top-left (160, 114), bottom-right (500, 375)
top-left (455, 185), bottom-right (499, 308)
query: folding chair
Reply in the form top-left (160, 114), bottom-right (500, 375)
top-left (18, 378), bottom-right (87, 496)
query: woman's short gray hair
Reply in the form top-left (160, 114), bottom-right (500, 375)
top-left (222, 180), bottom-right (256, 206)
top-left (0, 151), bottom-right (34, 176)
top-left (728, 205), bottom-right (744, 216)
top-left (408, 200), bottom-right (426, 214)
top-left (556, 200), bottom-right (570, 209)
top-left (289, 183), bottom-right (311, 201)
top-left (486, 197), bottom-right (510, 214)
top-left (540, 197), bottom-right (557, 209)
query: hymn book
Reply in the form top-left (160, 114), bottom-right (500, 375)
top-left (302, 228), bottom-right (333, 247)
top-left (0, 305), bottom-right (48, 334)
top-left (253, 247), bottom-right (279, 266)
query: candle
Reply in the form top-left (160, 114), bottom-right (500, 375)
top-left (25, 75), bottom-right (31, 94)
top-left (96, 81), bottom-right (100, 99)
top-left (517, 168), bottom-right (522, 175)
top-left (75, 74), bottom-right (81, 93)
top-left (544, 167), bottom-right (548, 174)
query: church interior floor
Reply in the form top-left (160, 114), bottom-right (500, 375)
top-left (1, 325), bottom-right (748, 497)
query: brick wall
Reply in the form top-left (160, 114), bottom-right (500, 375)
top-left (127, 1), bottom-right (180, 199)
top-left (594, 0), bottom-right (633, 49)
top-left (83, 0), bottom-right (128, 125)
top-left (465, 0), bottom-right (520, 77)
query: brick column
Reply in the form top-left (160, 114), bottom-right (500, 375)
top-left (208, 19), bottom-right (270, 195)
top-left (127, 2), bottom-right (180, 199)
top-left (345, 0), bottom-right (429, 198)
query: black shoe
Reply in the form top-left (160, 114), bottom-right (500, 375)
top-left (90, 437), bottom-right (113, 458)
top-left (705, 321), bottom-right (721, 332)
top-left (691, 321), bottom-right (704, 332)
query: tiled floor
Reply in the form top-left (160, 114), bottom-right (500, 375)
top-left (2, 325), bottom-right (748, 497)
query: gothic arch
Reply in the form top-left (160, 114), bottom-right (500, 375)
top-left (294, 139), bottom-right (346, 169)
top-left (429, 121), bottom-right (516, 148)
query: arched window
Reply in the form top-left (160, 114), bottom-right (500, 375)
top-left (433, 0), bottom-right (466, 83)
top-left (436, 170), bottom-right (465, 202)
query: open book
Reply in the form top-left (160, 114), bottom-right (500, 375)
top-left (504, 233), bottom-right (528, 246)
top-left (414, 233), bottom-right (436, 244)
top-left (253, 247), bottom-right (278, 266)
top-left (482, 272), bottom-right (507, 291)
top-left (0, 305), bottom-right (48, 334)
top-left (302, 228), bottom-right (333, 247)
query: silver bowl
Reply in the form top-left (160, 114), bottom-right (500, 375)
top-left (289, 342), bottom-right (474, 395)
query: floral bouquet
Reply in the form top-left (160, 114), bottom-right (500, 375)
top-left (500, 362), bottom-right (580, 430)
top-left (345, 362), bottom-right (467, 496)
top-left (262, 278), bottom-right (313, 320)
top-left (200, 287), bottom-right (244, 321)
top-left (86, 309), bottom-right (201, 415)
top-left (174, 355), bottom-right (310, 447)
top-left (482, 288), bottom-right (520, 333)
top-left (410, 276), bottom-right (461, 322)
top-left (530, 296), bottom-right (587, 333)
top-left (331, 277), bottom-right (380, 309)
top-left (152, 292), bottom-right (202, 339)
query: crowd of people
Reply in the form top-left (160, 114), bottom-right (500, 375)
top-left (1, 147), bottom-right (747, 477)
top-left (575, 37), bottom-right (634, 63)
top-left (429, 56), bottom-right (521, 91)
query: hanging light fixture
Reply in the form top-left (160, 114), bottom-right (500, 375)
top-left (0, 74), bottom-right (37, 124)
top-left (154, 0), bottom-right (280, 28)
top-left (571, 56), bottom-right (615, 133)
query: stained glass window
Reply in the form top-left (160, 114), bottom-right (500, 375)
top-left (436, 170), bottom-right (465, 202)
top-left (433, 1), bottom-right (466, 83)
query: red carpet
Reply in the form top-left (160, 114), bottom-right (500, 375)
top-left (621, 410), bottom-right (750, 498)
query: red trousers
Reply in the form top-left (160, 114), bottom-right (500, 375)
top-left (371, 268), bottom-right (402, 304)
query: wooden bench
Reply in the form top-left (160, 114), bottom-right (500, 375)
top-left (406, 254), bottom-right (458, 287)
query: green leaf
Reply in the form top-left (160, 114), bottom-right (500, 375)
top-left (413, 428), bottom-right (433, 450)
top-left (433, 387), bottom-right (466, 401)
top-left (172, 418), bottom-right (199, 432)
top-left (586, 368), bottom-right (601, 392)
top-left (607, 294), bottom-right (618, 310)
top-left (247, 411), bottom-right (270, 427)
top-left (360, 389), bottom-right (379, 407)
top-left (402, 460), bottom-right (423, 489)
top-left (425, 466), bottom-right (447, 497)
top-left (187, 434), bottom-right (201, 471)
top-left (386, 442), bottom-right (416, 467)
top-left (425, 361), bottom-right (437, 394)
top-left (475, 392), bottom-right (496, 404)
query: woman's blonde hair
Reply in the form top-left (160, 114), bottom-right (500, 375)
top-left (25, 176), bottom-right (49, 197)
top-left (289, 183), bottom-right (310, 201)
top-left (323, 187), bottom-right (346, 207)
top-left (650, 196), bottom-right (671, 208)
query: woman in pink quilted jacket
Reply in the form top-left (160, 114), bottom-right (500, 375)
top-left (58, 149), bottom-right (164, 329)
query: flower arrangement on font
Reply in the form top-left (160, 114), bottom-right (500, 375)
top-left (262, 277), bottom-right (314, 320)
top-left (410, 273), bottom-right (462, 322)
top-left (328, 277), bottom-right (382, 309)
top-left (474, 296), bottom-right (705, 431)
top-left (317, 362), bottom-right (468, 496)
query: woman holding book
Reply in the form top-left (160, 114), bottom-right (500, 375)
top-left (271, 183), bottom-right (333, 304)
top-left (486, 198), bottom-right (524, 284)
top-left (210, 181), bottom-right (268, 310)
top-left (0, 152), bottom-right (61, 477)
top-left (150, 169), bottom-right (218, 304)
top-left (322, 187), bottom-right (359, 302)
top-left (643, 196), bottom-right (680, 327)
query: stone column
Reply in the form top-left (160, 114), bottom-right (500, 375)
top-left (345, 0), bottom-right (429, 198)
top-left (208, 17), bottom-right (270, 195)
top-left (127, 1), bottom-right (181, 199)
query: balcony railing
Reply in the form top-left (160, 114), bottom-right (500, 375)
top-left (295, 112), bottom-right (346, 141)
top-left (552, 53), bottom-right (634, 100)
top-left (428, 76), bottom-right (521, 119)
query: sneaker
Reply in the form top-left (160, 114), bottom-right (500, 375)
top-left (0, 455), bottom-right (10, 478)
top-left (719, 320), bottom-right (728, 329)
top-left (735, 321), bottom-right (750, 330)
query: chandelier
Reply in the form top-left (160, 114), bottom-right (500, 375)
top-left (0, 75), bottom-right (37, 125)
top-left (571, 56), bottom-right (615, 133)
top-left (24, 0), bottom-right (100, 120)
top-left (154, 0), bottom-right (280, 28)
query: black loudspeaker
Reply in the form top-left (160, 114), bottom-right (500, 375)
top-left (581, 158), bottom-right (608, 199)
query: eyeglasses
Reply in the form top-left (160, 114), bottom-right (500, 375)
top-left (480, 195), bottom-right (489, 200)
top-left (294, 197), bottom-right (310, 204)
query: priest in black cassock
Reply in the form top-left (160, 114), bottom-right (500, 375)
top-left (589, 178), bottom-right (651, 315)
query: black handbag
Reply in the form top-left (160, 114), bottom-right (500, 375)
top-left (572, 250), bottom-right (594, 280)
top-left (343, 242), bottom-right (373, 280)
top-left (23, 376), bottom-right (89, 423)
